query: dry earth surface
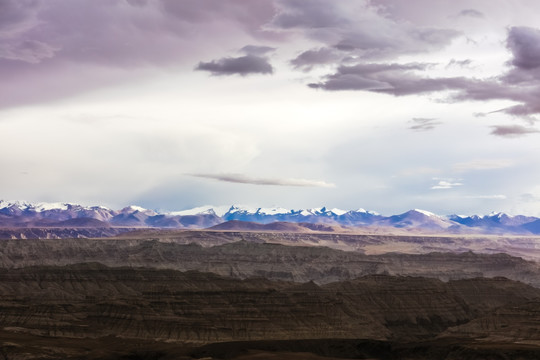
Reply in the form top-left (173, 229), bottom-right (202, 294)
top-left (2, 230), bottom-right (540, 359)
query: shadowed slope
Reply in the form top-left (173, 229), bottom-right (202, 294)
top-left (1, 265), bottom-right (540, 344)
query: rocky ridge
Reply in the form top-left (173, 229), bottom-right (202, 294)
top-left (1, 238), bottom-right (539, 286)
top-left (1, 264), bottom-right (540, 344)
top-left (2, 200), bottom-right (540, 234)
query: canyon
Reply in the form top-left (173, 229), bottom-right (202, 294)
top-left (2, 263), bottom-right (540, 359)
top-left (1, 231), bottom-right (540, 359)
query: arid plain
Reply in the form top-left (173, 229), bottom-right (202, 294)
top-left (2, 225), bottom-right (540, 359)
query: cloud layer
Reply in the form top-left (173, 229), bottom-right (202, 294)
top-left (306, 24), bottom-right (540, 135)
top-left (5, 0), bottom-right (540, 132)
top-left (196, 54), bottom-right (273, 76)
top-left (457, 9), bottom-right (484, 18)
top-left (431, 180), bottom-right (464, 190)
top-left (190, 173), bottom-right (335, 188)
top-left (490, 125), bottom-right (540, 137)
top-left (2, 0), bottom-right (540, 216)
top-left (0, 0), bottom-right (277, 108)
top-left (272, 0), bottom-right (459, 59)
top-left (409, 118), bottom-right (442, 131)
top-left (453, 159), bottom-right (513, 172)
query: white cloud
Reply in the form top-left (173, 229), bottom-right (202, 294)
top-left (431, 179), bottom-right (464, 189)
top-left (453, 159), bottom-right (513, 172)
top-left (464, 194), bottom-right (507, 199)
top-left (189, 173), bottom-right (336, 188)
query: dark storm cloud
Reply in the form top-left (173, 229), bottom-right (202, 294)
top-left (308, 62), bottom-right (470, 95)
top-left (409, 118), bottom-right (442, 131)
top-left (456, 27), bottom-right (540, 113)
top-left (189, 173), bottom-right (335, 188)
top-left (0, 0), bottom-right (277, 109)
top-left (159, 0), bottom-right (275, 34)
top-left (239, 45), bottom-right (276, 56)
top-left (290, 47), bottom-right (341, 71)
top-left (307, 25), bottom-right (540, 135)
top-left (272, 0), bottom-right (345, 29)
top-left (457, 9), bottom-right (484, 18)
top-left (0, 0), bottom-right (39, 30)
top-left (490, 125), bottom-right (540, 137)
top-left (0, 0), bottom-right (51, 63)
top-left (273, 0), bottom-right (460, 59)
top-left (506, 26), bottom-right (540, 70)
top-left (196, 55), bottom-right (273, 76)
top-left (446, 59), bottom-right (473, 68)
top-left (274, 4), bottom-right (539, 129)
top-left (452, 26), bottom-right (540, 121)
top-left (333, 28), bottom-right (459, 59)
top-left (125, 0), bottom-right (147, 7)
top-left (0, 39), bottom-right (57, 63)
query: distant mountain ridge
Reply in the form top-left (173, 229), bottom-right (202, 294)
top-left (1, 200), bottom-right (540, 234)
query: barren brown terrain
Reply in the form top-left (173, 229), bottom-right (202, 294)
top-left (1, 238), bottom-right (540, 286)
top-left (113, 228), bottom-right (540, 261)
top-left (2, 264), bottom-right (540, 359)
top-left (2, 230), bottom-right (540, 359)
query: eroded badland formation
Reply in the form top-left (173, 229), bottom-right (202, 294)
top-left (0, 227), bottom-right (540, 359)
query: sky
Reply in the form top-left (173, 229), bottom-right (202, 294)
top-left (2, 0), bottom-right (540, 216)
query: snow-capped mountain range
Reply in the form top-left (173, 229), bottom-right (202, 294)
top-left (1, 200), bottom-right (540, 234)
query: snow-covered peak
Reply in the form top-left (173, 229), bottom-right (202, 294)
top-left (354, 208), bottom-right (380, 215)
top-left (330, 208), bottom-right (347, 216)
top-left (299, 208), bottom-right (323, 216)
top-left (412, 209), bottom-right (437, 217)
top-left (120, 205), bottom-right (156, 216)
top-left (170, 208), bottom-right (216, 216)
top-left (209, 206), bottom-right (235, 217)
top-left (225, 205), bottom-right (263, 215)
top-left (311, 207), bottom-right (348, 216)
top-left (34, 202), bottom-right (70, 212)
top-left (169, 205), bottom-right (230, 217)
top-left (0, 200), bottom-right (113, 214)
top-left (257, 207), bottom-right (291, 215)
top-left (126, 205), bottom-right (147, 212)
top-left (0, 200), bottom-right (13, 209)
top-left (224, 205), bottom-right (293, 216)
top-left (93, 205), bottom-right (112, 211)
top-left (0, 200), bottom-right (73, 212)
top-left (488, 211), bottom-right (508, 218)
top-left (0, 200), bottom-right (30, 210)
